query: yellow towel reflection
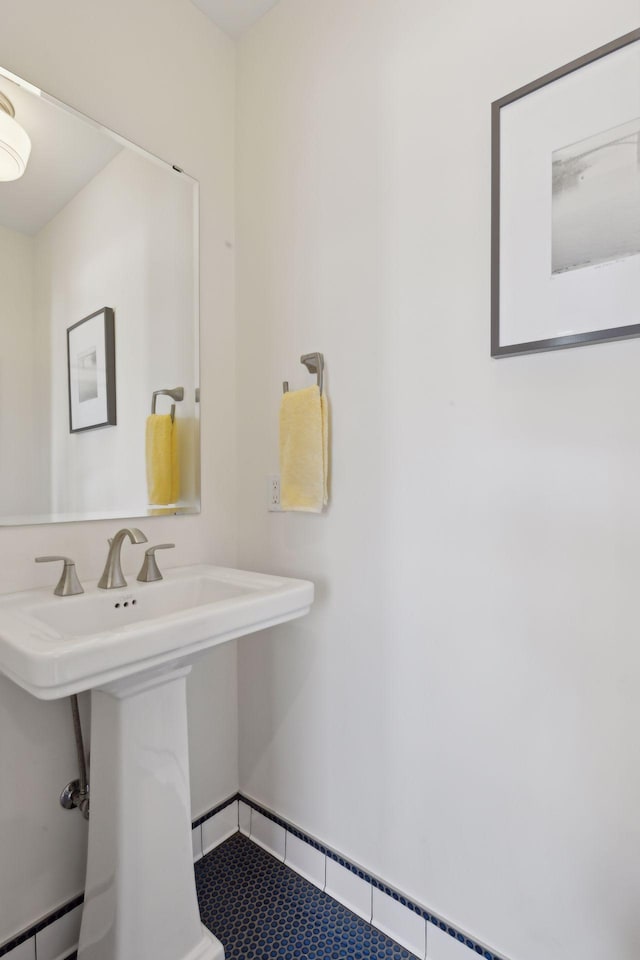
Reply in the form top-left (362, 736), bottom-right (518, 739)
top-left (146, 414), bottom-right (179, 505)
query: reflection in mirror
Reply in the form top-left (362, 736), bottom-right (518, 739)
top-left (0, 67), bottom-right (199, 525)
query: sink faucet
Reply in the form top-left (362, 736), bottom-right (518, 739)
top-left (98, 528), bottom-right (148, 590)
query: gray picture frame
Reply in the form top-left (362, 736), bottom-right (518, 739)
top-left (491, 29), bottom-right (640, 358)
top-left (67, 307), bottom-right (117, 432)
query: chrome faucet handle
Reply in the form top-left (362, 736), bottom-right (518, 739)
top-left (137, 544), bottom-right (175, 583)
top-left (35, 556), bottom-right (84, 597)
top-left (98, 528), bottom-right (148, 590)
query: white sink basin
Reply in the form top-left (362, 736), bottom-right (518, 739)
top-left (0, 563), bottom-right (313, 699)
top-left (0, 562), bottom-right (314, 960)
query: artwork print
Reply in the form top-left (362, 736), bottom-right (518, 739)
top-left (491, 30), bottom-right (640, 357)
top-left (67, 307), bottom-right (116, 432)
top-left (552, 118), bottom-right (640, 275)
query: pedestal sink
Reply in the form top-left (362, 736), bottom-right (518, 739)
top-left (0, 564), bottom-right (313, 960)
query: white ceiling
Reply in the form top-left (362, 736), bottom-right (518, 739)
top-left (0, 78), bottom-right (122, 236)
top-left (191, 0), bottom-right (281, 38)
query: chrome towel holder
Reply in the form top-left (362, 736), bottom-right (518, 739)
top-left (151, 387), bottom-right (184, 422)
top-left (283, 352), bottom-right (324, 395)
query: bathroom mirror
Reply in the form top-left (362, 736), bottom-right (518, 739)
top-left (0, 67), bottom-right (199, 525)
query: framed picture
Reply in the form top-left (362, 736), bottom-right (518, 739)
top-left (491, 29), bottom-right (640, 357)
top-left (67, 307), bottom-right (116, 432)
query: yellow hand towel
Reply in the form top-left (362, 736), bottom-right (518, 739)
top-left (280, 385), bottom-right (329, 513)
top-left (146, 414), bottom-right (180, 505)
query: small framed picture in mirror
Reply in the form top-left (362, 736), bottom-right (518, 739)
top-left (67, 307), bottom-right (116, 432)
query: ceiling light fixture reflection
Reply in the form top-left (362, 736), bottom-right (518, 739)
top-left (0, 91), bottom-right (31, 181)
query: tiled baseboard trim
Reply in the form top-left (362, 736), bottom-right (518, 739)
top-left (0, 894), bottom-right (84, 958)
top-left (237, 794), bottom-right (510, 960)
top-left (192, 791), bottom-right (242, 829)
top-left (1, 791), bottom-right (508, 960)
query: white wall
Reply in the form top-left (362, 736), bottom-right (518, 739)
top-left (0, 0), bottom-right (237, 944)
top-left (34, 148), bottom-right (197, 518)
top-left (0, 225), bottom-right (48, 516)
top-left (235, 4), bottom-right (640, 960)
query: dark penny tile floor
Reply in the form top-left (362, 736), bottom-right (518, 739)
top-left (196, 833), bottom-right (418, 960)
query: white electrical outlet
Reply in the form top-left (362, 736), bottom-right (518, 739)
top-left (268, 474), bottom-right (281, 511)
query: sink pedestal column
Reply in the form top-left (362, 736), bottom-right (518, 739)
top-left (78, 664), bottom-right (224, 960)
